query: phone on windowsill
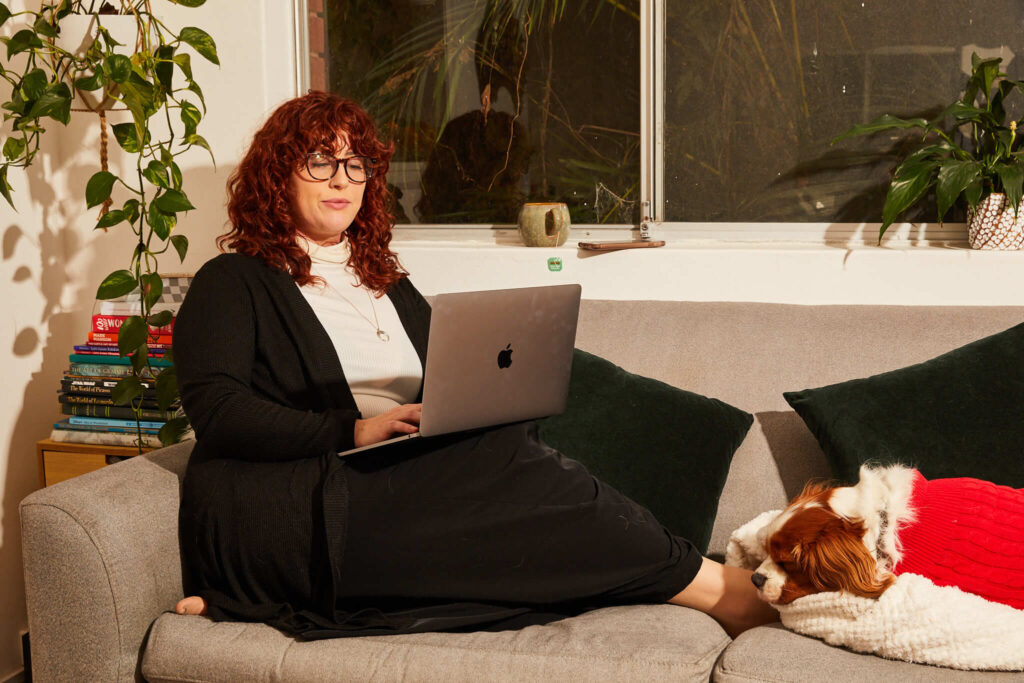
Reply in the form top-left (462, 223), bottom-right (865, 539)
top-left (577, 240), bottom-right (666, 251)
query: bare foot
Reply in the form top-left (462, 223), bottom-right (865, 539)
top-left (174, 595), bottom-right (208, 616)
top-left (669, 557), bottom-right (780, 639)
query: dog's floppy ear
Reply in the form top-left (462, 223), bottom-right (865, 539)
top-left (798, 517), bottom-right (893, 598)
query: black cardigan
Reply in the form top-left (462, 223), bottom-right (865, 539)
top-left (175, 252), bottom-right (431, 633)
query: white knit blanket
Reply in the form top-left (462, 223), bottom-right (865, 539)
top-left (726, 511), bottom-right (1024, 671)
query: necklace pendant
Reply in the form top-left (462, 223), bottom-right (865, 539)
top-left (376, 329), bottom-right (390, 342)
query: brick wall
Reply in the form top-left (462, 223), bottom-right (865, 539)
top-left (307, 0), bottom-right (327, 91)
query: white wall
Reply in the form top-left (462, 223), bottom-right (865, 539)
top-left (0, 1), bottom-right (298, 677)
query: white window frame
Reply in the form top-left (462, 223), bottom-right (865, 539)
top-left (297, 0), bottom-right (970, 244)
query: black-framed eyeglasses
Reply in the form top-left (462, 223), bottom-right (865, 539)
top-left (305, 152), bottom-right (376, 183)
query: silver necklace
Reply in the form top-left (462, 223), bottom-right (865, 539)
top-left (322, 279), bottom-right (390, 342)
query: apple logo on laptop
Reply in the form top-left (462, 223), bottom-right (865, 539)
top-left (497, 343), bottom-right (513, 369)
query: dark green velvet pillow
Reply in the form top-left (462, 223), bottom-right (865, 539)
top-left (536, 350), bottom-right (753, 553)
top-left (784, 322), bottom-right (1024, 488)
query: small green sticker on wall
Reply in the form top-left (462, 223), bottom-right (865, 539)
top-left (547, 257), bottom-right (562, 272)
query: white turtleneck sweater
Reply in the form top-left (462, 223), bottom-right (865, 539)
top-left (295, 235), bottom-right (422, 418)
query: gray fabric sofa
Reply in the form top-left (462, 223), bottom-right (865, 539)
top-left (20, 300), bottom-right (1024, 682)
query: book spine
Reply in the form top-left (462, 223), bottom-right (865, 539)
top-left (49, 428), bottom-right (161, 448)
top-left (72, 345), bottom-right (167, 355)
top-left (54, 419), bottom-right (162, 434)
top-left (69, 354), bottom-right (172, 367)
top-left (87, 332), bottom-right (174, 345)
top-left (59, 391), bottom-right (162, 405)
top-left (68, 363), bottom-right (139, 378)
top-left (66, 416), bottom-right (165, 429)
top-left (60, 403), bottom-right (175, 421)
top-left (97, 302), bottom-right (182, 316)
top-left (62, 375), bottom-right (156, 389)
top-left (92, 314), bottom-right (175, 335)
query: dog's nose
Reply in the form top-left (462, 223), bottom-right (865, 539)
top-left (751, 572), bottom-right (767, 589)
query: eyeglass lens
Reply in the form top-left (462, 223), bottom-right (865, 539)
top-left (306, 154), bottom-right (371, 183)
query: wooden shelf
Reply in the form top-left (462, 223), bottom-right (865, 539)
top-left (36, 439), bottom-right (154, 487)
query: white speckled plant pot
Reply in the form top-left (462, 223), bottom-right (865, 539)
top-left (967, 193), bottom-right (1024, 250)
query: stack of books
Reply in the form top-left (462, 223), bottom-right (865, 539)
top-left (50, 275), bottom-right (192, 449)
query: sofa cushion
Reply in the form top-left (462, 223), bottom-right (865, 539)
top-left (537, 349), bottom-right (753, 553)
top-left (142, 604), bottom-right (729, 683)
top-left (783, 322), bottom-right (1024, 487)
top-left (714, 623), bottom-right (1022, 682)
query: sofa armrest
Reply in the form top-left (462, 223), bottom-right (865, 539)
top-left (20, 441), bottom-right (192, 683)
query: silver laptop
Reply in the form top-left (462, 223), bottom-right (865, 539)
top-left (337, 283), bottom-right (582, 457)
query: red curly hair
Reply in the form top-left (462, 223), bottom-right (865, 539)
top-left (220, 91), bottom-right (403, 292)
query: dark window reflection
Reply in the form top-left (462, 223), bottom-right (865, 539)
top-left (324, 0), bottom-right (641, 225)
top-left (665, 1), bottom-right (1024, 222)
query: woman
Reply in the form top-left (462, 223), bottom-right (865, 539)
top-left (173, 91), bottom-right (776, 639)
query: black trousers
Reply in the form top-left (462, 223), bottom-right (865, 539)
top-left (333, 422), bottom-right (703, 630)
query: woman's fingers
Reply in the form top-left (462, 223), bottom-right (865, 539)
top-left (353, 404), bottom-right (424, 447)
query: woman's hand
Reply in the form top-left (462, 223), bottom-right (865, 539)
top-left (353, 403), bottom-right (422, 447)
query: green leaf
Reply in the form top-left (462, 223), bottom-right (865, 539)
top-left (170, 0), bottom-right (207, 6)
top-left (185, 133), bottom-right (214, 165)
top-left (0, 4), bottom-right (11, 28)
top-left (148, 202), bottom-right (176, 240)
top-left (3, 89), bottom-right (25, 115)
top-left (20, 68), bottom-right (47, 101)
top-left (879, 159), bottom-right (939, 241)
top-left (104, 54), bottom-right (132, 84)
top-left (155, 367), bottom-right (179, 412)
top-left (965, 177), bottom-right (984, 208)
top-left (26, 83), bottom-right (72, 125)
top-left (131, 347), bottom-right (148, 373)
top-left (122, 198), bottom-right (141, 224)
top-left (180, 100), bottom-right (201, 137)
top-left (186, 79), bottom-right (206, 112)
top-left (0, 164), bottom-right (13, 208)
top-left (179, 26), bottom-right (219, 65)
top-left (155, 45), bottom-right (175, 93)
top-left (117, 317), bottom-right (148, 358)
top-left (929, 101), bottom-right (986, 127)
top-left (832, 114), bottom-right (931, 145)
top-left (154, 189), bottom-right (194, 212)
top-left (3, 136), bottom-right (25, 160)
top-left (112, 376), bottom-right (143, 406)
top-left (170, 234), bottom-right (188, 262)
top-left (169, 161), bottom-right (183, 189)
top-left (95, 208), bottom-right (127, 229)
top-left (96, 269), bottom-right (137, 300)
top-left (6, 29), bottom-right (43, 59)
top-left (142, 272), bottom-right (163, 312)
top-left (172, 53), bottom-right (193, 81)
top-left (143, 160), bottom-right (170, 189)
top-left (32, 15), bottom-right (58, 39)
top-left (54, 0), bottom-right (73, 21)
top-left (111, 122), bottom-right (149, 153)
top-left (995, 162), bottom-right (1024, 212)
top-left (86, 171), bottom-right (116, 208)
top-left (935, 160), bottom-right (981, 221)
top-left (148, 309), bottom-right (174, 327)
top-left (119, 73), bottom-right (158, 140)
top-left (158, 416), bottom-right (190, 447)
top-left (74, 71), bottom-right (104, 93)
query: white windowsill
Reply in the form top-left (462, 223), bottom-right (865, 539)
top-left (390, 226), bottom-right (1024, 306)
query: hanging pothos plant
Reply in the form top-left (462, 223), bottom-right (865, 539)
top-left (0, 0), bottom-right (218, 448)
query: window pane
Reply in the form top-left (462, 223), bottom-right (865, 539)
top-left (664, 2), bottom-right (1024, 222)
top-left (320, 0), bottom-right (640, 224)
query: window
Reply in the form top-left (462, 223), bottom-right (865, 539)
top-left (313, 0), bottom-right (640, 225)
top-left (309, 1), bottom-right (1024, 237)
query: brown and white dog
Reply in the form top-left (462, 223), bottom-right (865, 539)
top-left (750, 464), bottom-right (1024, 609)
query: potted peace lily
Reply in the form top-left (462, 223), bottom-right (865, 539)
top-left (0, 0), bottom-right (217, 447)
top-left (833, 52), bottom-right (1024, 249)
